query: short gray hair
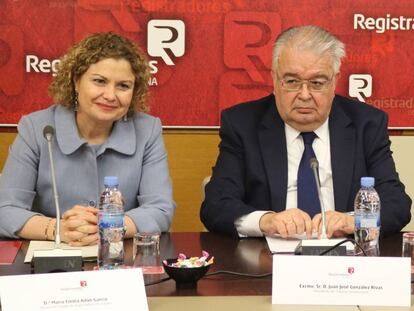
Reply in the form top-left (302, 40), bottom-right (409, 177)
top-left (272, 25), bottom-right (346, 73)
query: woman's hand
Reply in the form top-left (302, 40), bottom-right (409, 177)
top-left (61, 205), bottom-right (99, 246)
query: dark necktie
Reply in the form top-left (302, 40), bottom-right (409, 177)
top-left (297, 132), bottom-right (320, 217)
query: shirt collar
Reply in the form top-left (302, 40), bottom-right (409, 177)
top-left (54, 105), bottom-right (136, 156)
top-left (285, 117), bottom-right (330, 144)
top-left (313, 117), bottom-right (329, 144)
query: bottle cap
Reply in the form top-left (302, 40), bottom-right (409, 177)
top-left (104, 176), bottom-right (119, 187)
top-left (361, 177), bottom-right (375, 187)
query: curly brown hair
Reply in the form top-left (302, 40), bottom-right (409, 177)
top-left (48, 32), bottom-right (149, 116)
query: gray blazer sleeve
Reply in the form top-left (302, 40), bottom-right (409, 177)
top-left (0, 116), bottom-right (41, 238)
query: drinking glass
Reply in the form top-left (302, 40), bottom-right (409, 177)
top-left (133, 232), bottom-right (162, 274)
top-left (402, 232), bottom-right (414, 273)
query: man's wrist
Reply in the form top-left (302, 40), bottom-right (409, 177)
top-left (344, 211), bottom-right (355, 234)
top-left (259, 212), bottom-right (276, 234)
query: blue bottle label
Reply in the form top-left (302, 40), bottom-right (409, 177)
top-left (355, 212), bottom-right (380, 229)
top-left (99, 213), bottom-right (124, 228)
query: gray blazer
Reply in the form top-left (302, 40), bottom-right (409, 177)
top-left (0, 105), bottom-right (175, 238)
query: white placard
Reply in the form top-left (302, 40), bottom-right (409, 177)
top-left (0, 268), bottom-right (148, 311)
top-left (272, 255), bottom-right (411, 307)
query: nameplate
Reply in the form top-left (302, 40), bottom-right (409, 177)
top-left (272, 255), bottom-right (410, 307)
top-left (0, 268), bottom-right (148, 311)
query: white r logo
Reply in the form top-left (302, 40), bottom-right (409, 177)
top-left (147, 20), bottom-right (185, 65)
top-left (349, 74), bottom-right (372, 102)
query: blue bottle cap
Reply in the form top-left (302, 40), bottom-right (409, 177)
top-left (361, 177), bottom-right (375, 187)
top-left (104, 176), bottom-right (119, 187)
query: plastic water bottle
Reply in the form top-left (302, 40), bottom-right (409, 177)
top-left (98, 176), bottom-right (125, 269)
top-left (354, 177), bottom-right (381, 256)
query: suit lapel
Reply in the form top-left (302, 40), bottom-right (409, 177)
top-left (329, 97), bottom-right (355, 213)
top-left (258, 98), bottom-right (287, 212)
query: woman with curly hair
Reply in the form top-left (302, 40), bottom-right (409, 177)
top-left (0, 32), bottom-right (175, 245)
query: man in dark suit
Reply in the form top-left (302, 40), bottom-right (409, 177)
top-left (200, 25), bottom-right (411, 238)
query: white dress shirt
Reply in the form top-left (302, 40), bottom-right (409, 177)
top-left (235, 118), bottom-right (335, 237)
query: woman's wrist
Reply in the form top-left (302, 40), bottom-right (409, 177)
top-left (45, 218), bottom-right (56, 240)
top-left (124, 215), bottom-right (137, 238)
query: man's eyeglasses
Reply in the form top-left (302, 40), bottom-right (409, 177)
top-left (278, 76), bottom-right (333, 92)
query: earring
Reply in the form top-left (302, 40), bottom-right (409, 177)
top-left (123, 114), bottom-right (128, 122)
top-left (74, 91), bottom-right (79, 112)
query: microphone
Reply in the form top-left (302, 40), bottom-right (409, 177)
top-left (43, 126), bottom-right (61, 246)
top-left (43, 125), bottom-right (54, 141)
top-left (31, 125), bottom-right (82, 273)
top-left (294, 158), bottom-right (347, 256)
top-left (309, 157), bottom-right (327, 239)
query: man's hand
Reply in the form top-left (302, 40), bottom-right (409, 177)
top-left (259, 208), bottom-right (312, 238)
top-left (311, 211), bottom-right (354, 238)
top-left (61, 205), bottom-right (99, 246)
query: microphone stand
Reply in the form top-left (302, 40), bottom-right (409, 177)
top-left (45, 130), bottom-right (61, 247)
top-left (310, 158), bottom-right (327, 240)
top-left (31, 125), bottom-right (83, 273)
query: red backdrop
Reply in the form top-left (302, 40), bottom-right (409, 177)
top-left (1, 0), bottom-right (414, 128)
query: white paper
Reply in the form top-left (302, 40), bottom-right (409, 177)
top-left (24, 240), bottom-right (97, 263)
top-left (272, 255), bottom-right (411, 307)
top-left (265, 235), bottom-right (302, 253)
top-left (0, 268), bottom-right (148, 311)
